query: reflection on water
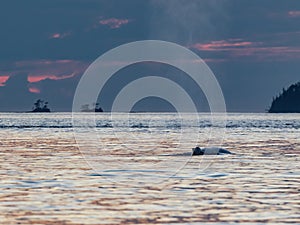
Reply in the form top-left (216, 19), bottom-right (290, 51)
top-left (0, 113), bottom-right (299, 224)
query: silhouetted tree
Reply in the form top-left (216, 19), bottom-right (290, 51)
top-left (32, 99), bottom-right (51, 112)
top-left (33, 99), bottom-right (42, 110)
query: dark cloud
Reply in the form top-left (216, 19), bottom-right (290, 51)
top-left (0, 0), bottom-right (299, 112)
top-left (0, 73), bottom-right (35, 111)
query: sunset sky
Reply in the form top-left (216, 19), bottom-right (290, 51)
top-left (0, 0), bottom-right (300, 112)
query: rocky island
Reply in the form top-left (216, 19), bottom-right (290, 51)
top-left (31, 99), bottom-right (51, 112)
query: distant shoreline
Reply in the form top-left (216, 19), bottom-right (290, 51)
top-left (268, 82), bottom-right (300, 113)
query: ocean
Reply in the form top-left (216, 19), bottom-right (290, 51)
top-left (0, 113), bottom-right (299, 224)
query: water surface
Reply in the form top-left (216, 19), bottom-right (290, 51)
top-left (0, 113), bottom-right (299, 224)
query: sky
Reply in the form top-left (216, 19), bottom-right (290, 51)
top-left (0, 0), bottom-right (300, 112)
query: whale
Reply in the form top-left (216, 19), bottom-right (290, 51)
top-left (192, 147), bottom-right (232, 155)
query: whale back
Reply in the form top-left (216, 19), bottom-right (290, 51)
top-left (192, 147), bottom-right (232, 155)
top-left (202, 147), bottom-right (220, 155)
top-left (218, 148), bottom-right (232, 154)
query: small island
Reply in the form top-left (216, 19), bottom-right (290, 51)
top-left (31, 99), bottom-right (51, 112)
top-left (81, 103), bottom-right (103, 112)
top-left (268, 82), bottom-right (300, 113)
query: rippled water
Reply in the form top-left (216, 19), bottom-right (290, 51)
top-left (0, 113), bottom-right (299, 224)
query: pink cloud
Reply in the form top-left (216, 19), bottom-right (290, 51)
top-left (0, 59), bottom-right (89, 86)
top-left (49, 32), bottom-right (71, 39)
top-left (28, 86), bottom-right (41, 94)
top-left (52, 33), bottom-right (61, 38)
top-left (230, 46), bottom-right (300, 59)
top-left (288, 11), bottom-right (300, 18)
top-left (191, 39), bottom-right (300, 61)
top-left (268, 10), bottom-right (300, 19)
top-left (99, 18), bottom-right (131, 29)
top-left (14, 59), bottom-right (80, 67)
top-left (0, 75), bottom-right (9, 86)
top-left (3, 59), bottom-right (89, 80)
top-left (192, 40), bottom-right (254, 51)
top-left (27, 73), bottom-right (76, 83)
top-left (202, 58), bottom-right (227, 63)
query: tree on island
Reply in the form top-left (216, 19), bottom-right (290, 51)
top-left (31, 99), bottom-right (51, 112)
top-left (268, 82), bottom-right (300, 113)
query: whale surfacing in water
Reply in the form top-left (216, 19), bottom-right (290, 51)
top-left (192, 147), bottom-right (232, 155)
